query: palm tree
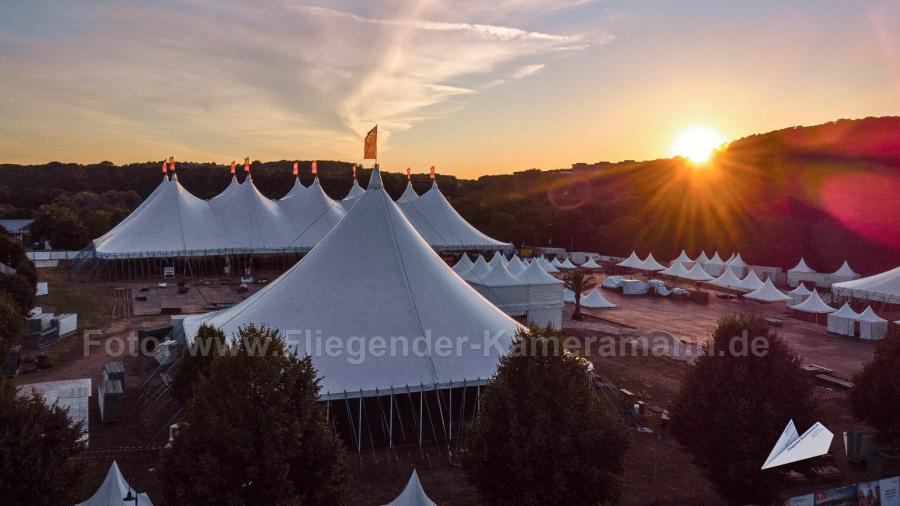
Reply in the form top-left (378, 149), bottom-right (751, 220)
top-left (564, 269), bottom-right (596, 321)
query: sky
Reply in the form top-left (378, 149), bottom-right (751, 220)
top-left (1, 0), bottom-right (898, 178)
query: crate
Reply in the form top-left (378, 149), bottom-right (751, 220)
top-left (103, 361), bottom-right (125, 389)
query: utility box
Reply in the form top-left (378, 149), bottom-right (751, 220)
top-left (98, 379), bottom-right (123, 423)
top-left (54, 313), bottom-right (77, 337)
top-left (103, 361), bottom-right (125, 389)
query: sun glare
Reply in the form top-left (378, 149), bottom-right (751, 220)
top-left (671, 128), bottom-right (726, 163)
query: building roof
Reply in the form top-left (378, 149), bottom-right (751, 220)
top-left (0, 219), bottom-right (34, 233)
top-left (181, 166), bottom-right (520, 399)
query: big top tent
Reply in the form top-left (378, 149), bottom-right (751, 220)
top-left (832, 266), bottom-right (900, 304)
top-left (208, 174), bottom-right (295, 252)
top-left (278, 176), bottom-right (347, 251)
top-left (179, 166), bottom-right (520, 399)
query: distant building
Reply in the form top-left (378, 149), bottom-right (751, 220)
top-left (570, 161), bottom-right (613, 172)
top-left (0, 219), bottom-right (33, 243)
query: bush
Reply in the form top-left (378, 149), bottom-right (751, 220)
top-left (0, 273), bottom-right (35, 315)
top-left (670, 314), bottom-right (820, 504)
top-left (851, 336), bottom-right (900, 449)
top-left (462, 326), bottom-right (628, 506)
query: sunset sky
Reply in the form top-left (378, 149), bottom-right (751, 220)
top-left (1, 0), bottom-right (898, 178)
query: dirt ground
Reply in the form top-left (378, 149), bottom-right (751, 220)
top-left (17, 265), bottom-right (884, 505)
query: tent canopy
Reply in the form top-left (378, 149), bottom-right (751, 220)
top-left (744, 279), bottom-right (791, 303)
top-left (789, 257), bottom-right (816, 274)
top-left (397, 181), bottom-right (419, 203)
top-left (683, 263), bottom-right (714, 281)
top-left (790, 290), bottom-right (836, 314)
top-left (581, 257), bottom-right (601, 269)
top-left (76, 461), bottom-right (153, 506)
top-left (580, 288), bottom-right (616, 308)
top-left (710, 268), bottom-right (743, 289)
top-left (737, 271), bottom-right (765, 292)
top-left (787, 283), bottom-right (812, 296)
top-left (637, 253), bottom-right (666, 271)
top-left (832, 266), bottom-right (900, 304)
top-left (384, 470), bottom-right (436, 506)
top-left (832, 261), bottom-right (858, 277)
top-left (660, 261), bottom-right (691, 278)
top-left (617, 251), bottom-right (643, 269)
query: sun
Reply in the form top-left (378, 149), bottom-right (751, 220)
top-left (671, 127), bottom-right (726, 163)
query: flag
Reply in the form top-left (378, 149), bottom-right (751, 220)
top-left (364, 125), bottom-right (377, 159)
top-left (352, 164), bottom-right (356, 179)
top-left (292, 161), bottom-right (298, 176)
top-left (429, 166), bottom-right (435, 179)
top-left (311, 160), bottom-right (317, 175)
top-left (230, 160), bottom-right (236, 174)
top-left (406, 167), bottom-right (411, 180)
top-left (162, 161), bottom-right (167, 174)
top-left (168, 156), bottom-right (175, 171)
top-left (244, 157), bottom-right (250, 172)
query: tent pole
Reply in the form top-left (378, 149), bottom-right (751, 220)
top-left (389, 392), bottom-right (394, 450)
top-left (358, 396), bottom-right (362, 453)
top-left (418, 389), bottom-right (423, 452)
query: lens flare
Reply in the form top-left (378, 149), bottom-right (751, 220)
top-left (671, 128), bottom-right (726, 163)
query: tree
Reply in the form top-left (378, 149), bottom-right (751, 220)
top-left (0, 273), bottom-right (35, 315)
top-left (31, 203), bottom-right (89, 249)
top-left (462, 326), bottom-right (628, 506)
top-left (851, 335), bottom-right (900, 449)
top-left (563, 269), bottom-right (595, 321)
top-left (487, 212), bottom-right (517, 242)
top-left (15, 258), bottom-right (37, 286)
top-left (0, 392), bottom-right (86, 505)
top-left (160, 324), bottom-right (349, 505)
top-left (670, 314), bottom-right (820, 504)
top-left (169, 324), bottom-right (226, 404)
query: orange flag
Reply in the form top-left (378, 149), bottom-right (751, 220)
top-left (244, 157), bottom-right (250, 173)
top-left (352, 164), bottom-right (356, 179)
top-left (363, 125), bottom-right (377, 159)
top-left (311, 160), bottom-right (317, 175)
top-left (406, 167), bottom-right (411, 180)
top-left (429, 166), bottom-right (435, 179)
top-left (162, 160), bottom-right (167, 174)
top-left (230, 160), bottom-right (236, 174)
top-left (168, 156), bottom-right (175, 171)
top-left (292, 161), bottom-right (298, 176)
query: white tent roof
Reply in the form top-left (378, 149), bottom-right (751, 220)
top-left (94, 175), bottom-right (169, 247)
top-left (76, 461), bottom-right (153, 506)
top-left (467, 255), bottom-right (493, 279)
top-left (580, 288), bottom-right (616, 308)
top-left (787, 283), bottom-right (812, 296)
top-left (558, 258), bottom-right (577, 269)
top-left (563, 288), bottom-right (576, 303)
top-left (858, 306), bottom-right (887, 324)
top-left (696, 251), bottom-right (711, 264)
top-left (710, 268), bottom-right (743, 289)
top-left (280, 176), bottom-right (307, 199)
top-left (581, 257), bottom-right (601, 269)
top-left (212, 175), bottom-right (242, 201)
top-left (672, 249), bottom-right (694, 264)
top-left (790, 290), bottom-right (836, 314)
top-left (617, 251), bottom-right (643, 269)
top-left (94, 175), bottom-right (225, 258)
top-left (683, 263), bottom-right (715, 281)
top-left (384, 470), bottom-right (436, 506)
top-left (279, 177), bottom-right (347, 251)
top-left (832, 266), bottom-right (900, 304)
top-left (744, 279), bottom-right (792, 303)
top-left (470, 261), bottom-right (524, 287)
top-left (832, 261), bottom-right (858, 277)
top-left (451, 254), bottom-right (474, 274)
top-left (182, 166), bottom-right (520, 399)
top-left (538, 256), bottom-right (559, 273)
top-left (660, 261), bottom-right (691, 278)
top-left (208, 175), bottom-right (294, 252)
top-left (488, 251), bottom-right (505, 269)
top-left (343, 178), bottom-right (366, 201)
top-left (397, 181), bottom-right (419, 203)
top-left (550, 256), bottom-right (562, 268)
top-left (727, 253), bottom-right (748, 268)
top-left (637, 253), bottom-right (666, 271)
top-left (506, 256), bottom-right (526, 276)
top-left (789, 257), bottom-right (816, 274)
top-left (830, 302), bottom-right (860, 320)
top-left (726, 252), bottom-right (736, 263)
top-left (517, 258), bottom-right (564, 286)
top-left (737, 271), bottom-right (765, 292)
top-left (397, 181), bottom-right (509, 252)
top-left (706, 252), bottom-right (725, 265)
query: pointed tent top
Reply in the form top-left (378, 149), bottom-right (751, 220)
top-left (518, 257), bottom-right (564, 285)
top-left (559, 258), bottom-right (577, 269)
top-left (368, 163), bottom-right (383, 190)
top-left (858, 306), bottom-right (887, 323)
top-left (581, 257), bottom-right (601, 269)
top-left (470, 260), bottom-right (525, 287)
top-left (727, 253), bottom-right (748, 268)
top-left (550, 256), bottom-right (562, 268)
top-left (830, 302), bottom-right (860, 319)
top-left (384, 470), bottom-right (437, 506)
top-left (506, 255), bottom-right (526, 275)
top-left (790, 290), bottom-right (835, 313)
top-left (744, 278), bottom-right (792, 303)
top-left (673, 249), bottom-right (694, 264)
top-left (711, 267), bottom-right (743, 289)
top-left (737, 270), bottom-right (765, 292)
top-left (538, 256), bottom-right (559, 273)
top-left (637, 253), bottom-right (666, 271)
top-left (75, 460), bottom-right (153, 506)
top-left (452, 254), bottom-right (475, 275)
top-left (470, 254), bottom-right (492, 278)
top-left (280, 176), bottom-right (307, 200)
top-left (787, 283), bottom-right (812, 296)
top-left (683, 263), bottom-right (714, 281)
top-left (832, 261), bottom-right (857, 277)
top-left (398, 181), bottom-right (419, 203)
top-left (697, 251), bottom-right (711, 263)
top-left (790, 257), bottom-right (816, 274)
top-left (661, 261), bottom-right (691, 278)
top-left (617, 251), bottom-right (643, 269)
top-left (708, 252), bottom-right (725, 265)
top-left (581, 287), bottom-right (617, 308)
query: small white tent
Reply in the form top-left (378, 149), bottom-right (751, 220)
top-left (830, 261), bottom-right (859, 283)
top-left (581, 257), bottom-right (601, 270)
top-left (637, 253), bottom-right (666, 272)
top-left (726, 253), bottom-right (749, 278)
top-left (617, 251), bottom-right (643, 269)
top-left (558, 258), bottom-right (577, 269)
top-left (787, 283), bottom-right (812, 306)
top-left (710, 268), bottom-right (744, 290)
top-left (790, 290), bottom-right (835, 314)
top-left (76, 461), bottom-right (153, 506)
top-left (671, 249), bottom-right (694, 267)
top-left (858, 307), bottom-right (888, 340)
top-left (383, 470), bottom-right (436, 506)
top-left (452, 254), bottom-right (474, 275)
top-left (827, 303), bottom-right (860, 336)
top-left (682, 263), bottom-right (714, 282)
top-left (580, 288), bottom-right (617, 309)
top-left (538, 256), bottom-right (559, 273)
top-left (660, 261), bottom-right (691, 278)
top-left (516, 260), bottom-right (564, 328)
top-left (736, 271), bottom-right (765, 292)
top-left (466, 262), bottom-right (529, 316)
top-left (744, 279), bottom-right (792, 303)
top-left (703, 252), bottom-right (727, 276)
top-left (787, 257), bottom-right (817, 287)
top-left (506, 256), bottom-right (527, 276)
top-left (550, 256), bottom-right (562, 268)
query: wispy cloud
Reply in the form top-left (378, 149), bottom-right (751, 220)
top-left (0, 0), bottom-right (601, 163)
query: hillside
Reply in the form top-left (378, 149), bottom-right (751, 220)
top-left (0, 117), bottom-right (898, 274)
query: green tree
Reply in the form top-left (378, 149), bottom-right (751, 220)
top-left (0, 393), bottom-right (86, 505)
top-left (670, 314), bottom-right (820, 505)
top-left (563, 269), bottom-right (596, 321)
top-left (0, 233), bottom-right (28, 268)
top-left (160, 324), bottom-right (349, 505)
top-left (0, 273), bottom-right (35, 315)
top-left (0, 294), bottom-right (25, 398)
top-left (462, 326), bottom-right (628, 506)
top-left (15, 258), bottom-right (37, 286)
top-left (169, 324), bottom-right (226, 404)
top-left (851, 336), bottom-right (900, 449)
top-left (31, 203), bottom-right (89, 249)
top-left (487, 212), bottom-right (517, 242)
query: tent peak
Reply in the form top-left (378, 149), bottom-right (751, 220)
top-left (368, 164), bottom-right (383, 190)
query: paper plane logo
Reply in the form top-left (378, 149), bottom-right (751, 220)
top-left (761, 419), bottom-right (834, 470)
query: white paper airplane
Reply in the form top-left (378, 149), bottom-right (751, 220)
top-left (761, 419), bottom-right (834, 470)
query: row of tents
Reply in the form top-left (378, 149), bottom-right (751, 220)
top-left (92, 168), bottom-right (508, 259)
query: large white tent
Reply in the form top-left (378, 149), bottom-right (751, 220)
top-left (383, 470), bottom-right (436, 506)
top-left (827, 303), bottom-right (860, 336)
top-left (278, 176), bottom-right (347, 251)
top-left (396, 181), bottom-right (510, 252)
top-left (76, 461), bottom-right (153, 506)
top-left (180, 166), bottom-right (520, 399)
top-left (832, 266), bottom-right (900, 305)
top-left (397, 181), bottom-right (419, 204)
top-left (208, 174), bottom-right (295, 252)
